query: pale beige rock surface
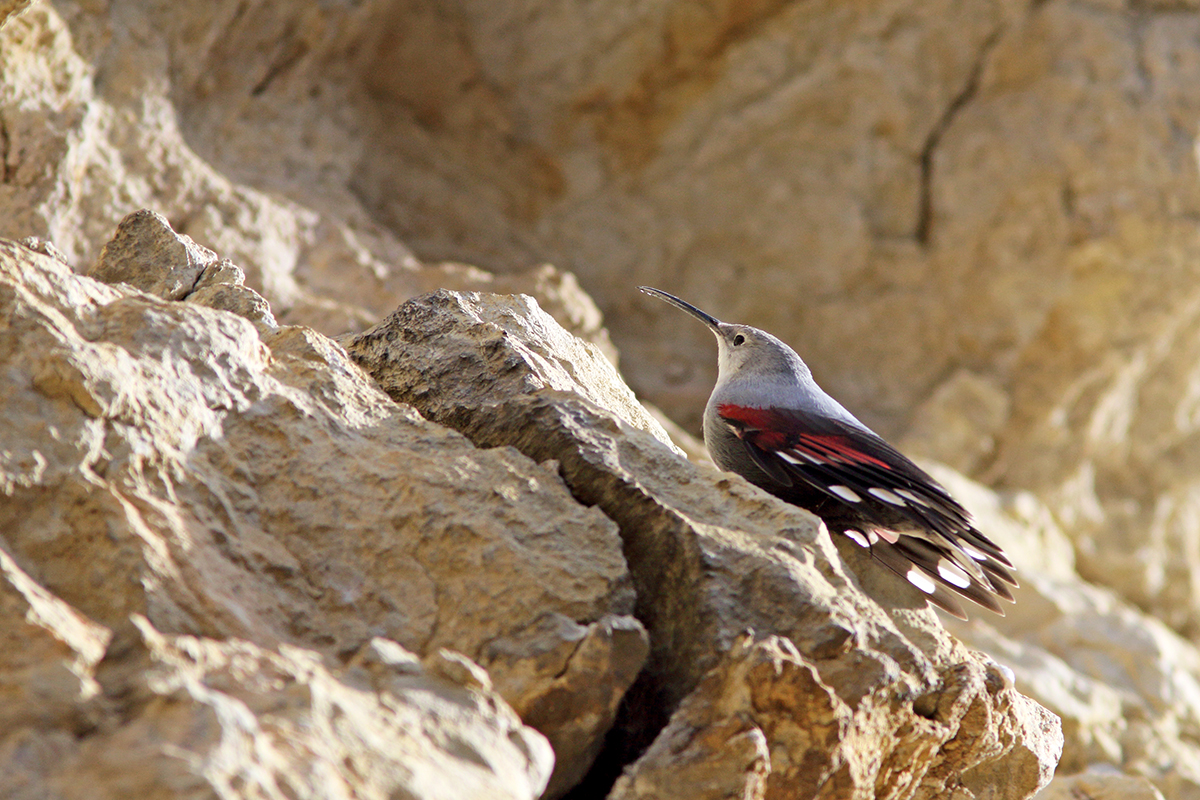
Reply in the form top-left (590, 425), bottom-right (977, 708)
top-left (5, 0), bottom-right (1191, 652)
top-left (2, 616), bottom-right (554, 800)
top-left (7, 0), bottom-right (1200, 796)
top-left (0, 229), bottom-right (645, 798)
top-left (1035, 768), bottom-right (1167, 800)
top-left (343, 288), bottom-right (677, 452)
top-left (355, 0), bottom-right (1200, 665)
top-left (938, 467), bottom-right (1200, 799)
top-left (0, 213), bottom-right (1066, 799)
top-left (0, 0), bottom-right (30, 28)
top-left (0, 1), bottom-right (613, 355)
top-left (347, 289), bottom-right (1062, 799)
top-left (0, 548), bottom-right (109, 732)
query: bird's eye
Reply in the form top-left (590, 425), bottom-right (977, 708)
top-left (733, 334), bottom-right (746, 346)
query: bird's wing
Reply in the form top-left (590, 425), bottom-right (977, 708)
top-left (717, 403), bottom-right (1016, 617)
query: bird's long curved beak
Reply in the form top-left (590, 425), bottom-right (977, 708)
top-left (639, 286), bottom-right (723, 332)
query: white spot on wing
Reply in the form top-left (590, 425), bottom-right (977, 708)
top-left (777, 452), bottom-right (802, 466)
top-left (844, 529), bottom-right (869, 548)
top-left (896, 489), bottom-right (929, 506)
top-left (868, 487), bottom-right (906, 506)
top-left (906, 567), bottom-right (937, 595)
top-left (961, 543), bottom-right (989, 562)
top-left (937, 559), bottom-right (972, 589)
top-left (828, 485), bottom-right (862, 503)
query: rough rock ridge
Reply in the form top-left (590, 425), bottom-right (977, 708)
top-left (345, 279), bottom-right (1063, 798)
top-left (0, 215), bottom-right (650, 799)
top-left (8, 0), bottom-right (1200, 796)
top-left (0, 214), bottom-right (1060, 798)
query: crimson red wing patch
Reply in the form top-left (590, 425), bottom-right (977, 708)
top-left (716, 403), bottom-right (776, 429)
top-left (717, 403), bottom-right (892, 469)
top-left (792, 433), bottom-right (892, 469)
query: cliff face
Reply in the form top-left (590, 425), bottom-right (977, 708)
top-left (2, 1), bottom-right (1199, 797)
top-left (0, 213), bottom-right (1060, 799)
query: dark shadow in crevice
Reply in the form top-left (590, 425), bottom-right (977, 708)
top-left (559, 668), bottom-right (674, 800)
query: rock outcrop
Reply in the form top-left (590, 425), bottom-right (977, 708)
top-left (0, 224), bottom-right (646, 798)
top-left (8, 0), bottom-right (1200, 796)
top-left (345, 285), bottom-right (1062, 798)
top-left (0, 216), bottom-right (1061, 797)
top-left (938, 466), bottom-right (1200, 798)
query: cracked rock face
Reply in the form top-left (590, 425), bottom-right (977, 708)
top-left (1, 214), bottom-right (1063, 799)
top-left (0, 225), bottom-right (646, 799)
top-left (7, 0), bottom-right (1200, 644)
top-left (7, 0), bottom-right (1200, 796)
top-left (30, 617), bottom-right (555, 800)
top-left (347, 288), bottom-right (1063, 799)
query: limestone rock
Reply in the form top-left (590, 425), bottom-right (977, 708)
top-left (347, 289), bottom-right (1063, 799)
top-left (1035, 768), bottom-right (1167, 800)
top-left (901, 371), bottom-right (1011, 477)
top-left (938, 468), bottom-right (1200, 799)
top-left (88, 209), bottom-right (222, 301)
top-left (0, 548), bottom-right (109, 732)
top-left (87, 209), bottom-right (278, 331)
top-left (610, 632), bottom-right (1058, 800)
top-left (347, 288), bottom-right (676, 452)
top-left (642, 399), bottom-right (712, 466)
top-left (0, 3), bottom-right (618, 358)
top-left (333, 2), bottom-right (1200, 640)
top-left (6, 0), bottom-right (1200, 661)
top-left (18, 236), bottom-right (70, 266)
top-left (948, 579), bottom-right (1200, 798)
top-left (0, 0), bottom-right (30, 29)
top-left (0, 229), bottom-right (647, 798)
top-left (348, 261), bottom-right (623, 367)
top-left (481, 613), bottom-right (650, 798)
top-left (8, 0), bottom-right (1200, 794)
top-left (2, 616), bottom-right (553, 800)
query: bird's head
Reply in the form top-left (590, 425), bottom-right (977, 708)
top-left (639, 287), bottom-right (811, 386)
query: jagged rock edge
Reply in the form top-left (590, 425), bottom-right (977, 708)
top-left (406, 392), bottom-right (701, 792)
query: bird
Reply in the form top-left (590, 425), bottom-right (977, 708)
top-left (639, 286), bottom-right (1017, 618)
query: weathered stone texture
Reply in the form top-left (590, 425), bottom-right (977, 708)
top-left (0, 229), bottom-right (644, 798)
top-left (347, 289), bottom-right (1062, 799)
top-left (7, 0), bottom-right (1200, 795)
